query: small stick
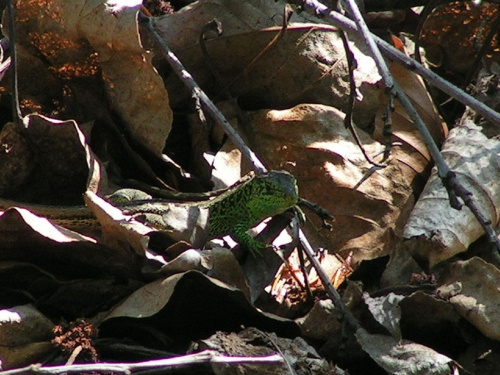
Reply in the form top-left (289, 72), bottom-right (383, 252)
top-left (139, 13), bottom-right (267, 175)
top-left (341, 0), bottom-right (394, 92)
top-left (7, 0), bottom-right (23, 124)
top-left (0, 350), bottom-right (283, 374)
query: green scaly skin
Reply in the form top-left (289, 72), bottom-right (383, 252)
top-left (118, 170), bottom-right (299, 256)
top-left (207, 170), bottom-right (299, 255)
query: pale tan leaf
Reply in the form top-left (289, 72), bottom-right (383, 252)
top-left (363, 292), bottom-right (404, 341)
top-left (356, 328), bottom-right (453, 375)
top-left (403, 121), bottom-right (500, 268)
top-left (438, 257), bottom-right (500, 341)
top-left (243, 104), bottom-right (423, 266)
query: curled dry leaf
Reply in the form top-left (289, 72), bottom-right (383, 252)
top-left (363, 292), bottom-right (404, 342)
top-left (84, 191), bottom-right (153, 255)
top-left (243, 104), bottom-right (422, 266)
top-left (159, 248), bottom-right (208, 275)
top-left (0, 305), bottom-right (54, 369)
top-left (102, 271), bottom-right (300, 341)
top-left (0, 115), bottom-right (89, 202)
top-left (8, 0), bottom-right (172, 155)
top-left (84, 191), bottom-right (210, 256)
top-left (437, 257), bottom-right (500, 341)
top-left (268, 250), bottom-right (352, 313)
top-left (355, 328), bottom-right (453, 375)
top-left (403, 121), bottom-right (500, 268)
top-left (0, 207), bottom-right (137, 280)
top-left (156, 0), bottom-right (381, 127)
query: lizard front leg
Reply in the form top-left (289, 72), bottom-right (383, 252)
top-left (229, 223), bottom-right (269, 257)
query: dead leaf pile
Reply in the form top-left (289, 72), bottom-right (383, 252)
top-left (0, 0), bottom-right (499, 374)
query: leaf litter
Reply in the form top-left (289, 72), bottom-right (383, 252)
top-left (0, 0), bottom-right (499, 374)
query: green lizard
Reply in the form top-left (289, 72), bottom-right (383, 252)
top-left (0, 170), bottom-right (299, 256)
top-left (117, 170), bottom-right (299, 256)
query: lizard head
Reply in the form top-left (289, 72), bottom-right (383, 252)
top-left (250, 170), bottom-right (299, 218)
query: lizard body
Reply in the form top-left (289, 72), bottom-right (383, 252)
top-left (119, 170), bottom-right (299, 255)
top-left (0, 171), bottom-right (299, 255)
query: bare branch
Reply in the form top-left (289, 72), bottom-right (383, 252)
top-left (0, 351), bottom-right (284, 374)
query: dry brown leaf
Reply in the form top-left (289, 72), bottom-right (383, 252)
top-left (159, 16), bottom-right (381, 127)
top-left (102, 271), bottom-right (300, 340)
top-left (0, 115), bottom-right (89, 202)
top-left (403, 120), bottom-right (500, 268)
top-left (399, 291), bottom-right (463, 353)
top-left (437, 257), bottom-right (500, 341)
top-left (243, 104), bottom-right (420, 266)
top-left (151, 0), bottom-right (298, 51)
top-left (207, 247), bottom-right (251, 300)
top-left (297, 300), bottom-right (341, 341)
top-left (8, 0), bottom-right (172, 155)
top-left (0, 207), bottom-right (137, 280)
top-left (420, 2), bottom-right (500, 74)
top-left (0, 305), bottom-right (54, 369)
top-left (199, 328), bottom-right (338, 375)
top-left (355, 328), bottom-right (453, 375)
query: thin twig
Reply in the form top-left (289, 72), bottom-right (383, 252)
top-left (139, 13), bottom-right (267, 174)
top-left (298, 197), bottom-right (334, 230)
top-left (337, 3), bottom-right (387, 167)
top-left (0, 350), bottom-right (283, 374)
top-left (7, 0), bottom-right (22, 124)
top-left (382, 94), bottom-right (396, 160)
top-left (298, 230), bottom-right (361, 331)
top-left (414, 0), bottom-right (442, 65)
top-left (341, 0), bottom-right (394, 92)
top-left (199, 19), bottom-right (226, 97)
top-left (395, 79), bottom-right (500, 249)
